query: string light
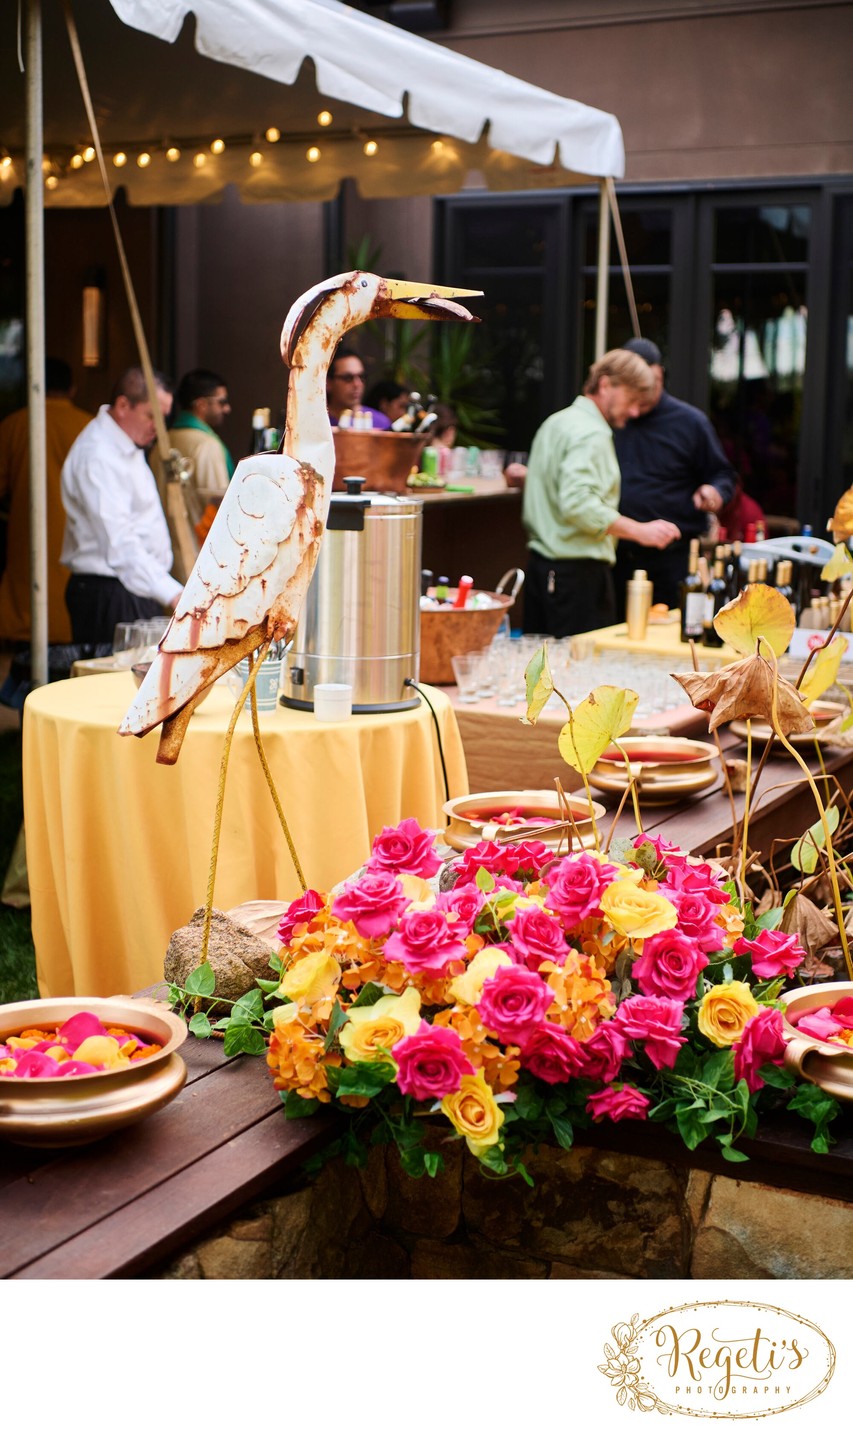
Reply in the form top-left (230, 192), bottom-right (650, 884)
top-left (41, 157), bottom-right (52, 173)
top-left (306, 145), bottom-right (321, 163)
top-left (82, 146), bottom-right (95, 162)
top-left (210, 138), bottom-right (225, 154)
top-left (70, 152), bottom-right (84, 169)
top-left (317, 110), bottom-right (333, 127)
top-left (166, 146), bottom-right (181, 162)
top-left (193, 152), bottom-right (206, 168)
top-left (431, 139), bottom-right (444, 153)
top-left (363, 139), bottom-right (378, 157)
top-left (0, 156), bottom-right (12, 174)
top-left (249, 151), bottom-right (263, 168)
top-left (137, 151), bottom-right (151, 168)
top-left (113, 151), bottom-right (127, 167)
top-left (265, 126), bottom-right (281, 143)
top-left (45, 175), bottom-right (59, 189)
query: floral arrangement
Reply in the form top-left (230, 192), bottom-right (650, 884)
top-left (263, 817), bottom-right (841, 1180)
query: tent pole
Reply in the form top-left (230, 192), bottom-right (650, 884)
top-left (25, 0), bottom-right (48, 688)
top-left (594, 179), bottom-right (610, 360)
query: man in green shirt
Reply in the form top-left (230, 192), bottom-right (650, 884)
top-left (522, 349), bottom-right (681, 635)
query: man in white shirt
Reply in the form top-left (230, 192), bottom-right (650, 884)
top-left (61, 367), bottom-right (183, 644)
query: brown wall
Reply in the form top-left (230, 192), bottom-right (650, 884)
top-left (444, 0), bottom-right (853, 182)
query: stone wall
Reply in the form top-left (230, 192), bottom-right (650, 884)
top-left (155, 1144), bottom-right (853, 1280)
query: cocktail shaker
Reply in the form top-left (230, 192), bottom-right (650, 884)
top-left (626, 569), bottom-right (653, 640)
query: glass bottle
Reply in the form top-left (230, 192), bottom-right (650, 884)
top-left (679, 537), bottom-right (705, 642)
top-left (702, 557), bottom-right (728, 647)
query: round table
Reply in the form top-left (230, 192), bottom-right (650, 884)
top-left (23, 673), bottom-right (468, 997)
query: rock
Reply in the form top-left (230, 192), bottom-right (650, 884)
top-left (164, 906), bottom-right (278, 1002)
top-left (383, 1142), bottom-right (463, 1238)
top-left (691, 1177), bottom-right (853, 1279)
top-left (410, 1238), bottom-right (547, 1279)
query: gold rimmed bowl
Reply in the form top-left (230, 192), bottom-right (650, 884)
top-left (587, 736), bottom-right (719, 804)
top-left (443, 788), bottom-right (606, 852)
top-left (782, 981), bottom-right (853, 1103)
top-left (729, 700), bottom-right (846, 749)
top-left (0, 997), bottom-right (188, 1148)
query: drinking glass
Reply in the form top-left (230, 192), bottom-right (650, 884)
top-left (451, 653), bottom-right (480, 702)
top-left (112, 622), bottom-right (138, 662)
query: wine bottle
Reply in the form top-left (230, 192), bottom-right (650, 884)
top-left (679, 537), bottom-right (705, 642)
top-left (775, 560), bottom-right (793, 607)
top-left (726, 540), bottom-right (742, 601)
top-left (702, 557), bottom-right (727, 647)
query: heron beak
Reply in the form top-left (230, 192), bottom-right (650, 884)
top-left (377, 277), bottom-right (482, 323)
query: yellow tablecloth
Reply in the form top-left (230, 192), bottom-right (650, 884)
top-left (23, 673), bottom-right (468, 998)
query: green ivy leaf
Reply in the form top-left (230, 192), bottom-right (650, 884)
top-left (721, 1145), bottom-right (749, 1162)
top-left (223, 1024), bottom-right (268, 1057)
top-left (757, 1063), bottom-right (795, 1089)
top-left (675, 1106), bottom-right (708, 1150)
top-left (326, 1060), bottom-right (396, 1099)
top-left (755, 907), bottom-right (785, 931)
top-left (548, 1112), bottom-right (574, 1149)
top-left (791, 805), bottom-right (840, 874)
top-left (424, 1151), bottom-right (443, 1179)
top-left (477, 1144), bottom-right (508, 1176)
top-left (255, 978), bottom-right (281, 994)
top-left (514, 1159), bottom-right (535, 1187)
top-left (188, 1011), bottom-right (212, 1039)
top-left (283, 1090), bottom-right (320, 1118)
top-left (183, 961), bottom-right (216, 998)
top-left (513, 1081), bottom-right (545, 1121)
top-left (232, 988), bottom-right (265, 1023)
top-left (398, 1146), bottom-right (427, 1178)
top-left (324, 999), bottom-right (347, 1052)
top-left (475, 866), bottom-right (496, 893)
top-left (349, 982), bottom-right (389, 1009)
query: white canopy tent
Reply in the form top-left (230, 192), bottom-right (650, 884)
top-left (8, 0), bottom-right (626, 683)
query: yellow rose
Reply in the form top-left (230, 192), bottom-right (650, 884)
top-left (339, 987), bottom-right (421, 1062)
top-left (399, 874), bottom-right (436, 908)
top-left (697, 981), bottom-right (760, 1047)
top-left (441, 1071), bottom-right (504, 1156)
top-left (600, 877), bottom-right (678, 940)
top-left (449, 946), bottom-right (514, 1006)
top-left (278, 950), bottom-right (342, 1005)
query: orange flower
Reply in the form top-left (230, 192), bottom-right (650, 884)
top-left (540, 949), bottom-right (615, 1041)
top-left (716, 903), bottom-right (745, 943)
top-left (267, 1014), bottom-right (340, 1103)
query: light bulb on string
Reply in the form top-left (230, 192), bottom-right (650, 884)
top-left (193, 152), bottom-right (206, 168)
top-left (113, 151), bottom-right (127, 167)
top-left (317, 110), bottom-right (333, 127)
top-left (265, 126), bottom-right (281, 143)
top-left (137, 151), bottom-right (151, 168)
top-left (82, 146), bottom-right (95, 162)
top-left (166, 146), bottom-right (180, 162)
top-left (249, 151), bottom-right (263, 168)
top-left (45, 175), bottom-right (59, 189)
top-left (306, 146), bottom-right (321, 163)
top-left (70, 152), bottom-right (84, 170)
top-left (363, 139), bottom-right (378, 157)
top-left (210, 138), bottom-right (225, 155)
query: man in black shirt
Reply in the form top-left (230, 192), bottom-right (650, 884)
top-left (612, 338), bottom-right (735, 614)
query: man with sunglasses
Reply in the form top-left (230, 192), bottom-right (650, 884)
top-left (326, 347), bottom-right (391, 430)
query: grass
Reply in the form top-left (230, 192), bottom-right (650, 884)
top-left (0, 727), bottom-right (39, 1004)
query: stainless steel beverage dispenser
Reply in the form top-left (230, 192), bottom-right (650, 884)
top-left (279, 479), bottom-right (423, 711)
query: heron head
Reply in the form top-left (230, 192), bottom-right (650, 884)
top-left (281, 271), bottom-right (481, 366)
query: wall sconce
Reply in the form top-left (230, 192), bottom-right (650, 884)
top-left (82, 275), bottom-right (106, 369)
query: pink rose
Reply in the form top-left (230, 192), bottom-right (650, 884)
top-left (661, 885), bottom-right (724, 951)
top-left (506, 905), bottom-right (568, 971)
top-left (632, 930), bottom-right (708, 1002)
top-left (392, 1022), bottom-right (475, 1100)
top-left (573, 1023), bottom-right (629, 1083)
top-left (331, 871), bottom-right (408, 939)
top-left (367, 817), bottom-right (442, 879)
top-left (278, 888), bottom-right (325, 944)
top-left (520, 1023), bottom-right (585, 1084)
top-left (586, 1084), bottom-right (650, 1122)
top-left (664, 859), bottom-right (729, 905)
top-left (733, 1007), bottom-right (788, 1092)
top-left (734, 930), bottom-right (806, 979)
top-left (499, 840), bottom-right (552, 881)
top-left (634, 833), bottom-right (681, 862)
top-left (435, 883), bottom-right (485, 936)
top-left (613, 994), bottom-right (686, 1070)
top-left (544, 852), bottom-right (619, 926)
top-left (383, 908), bottom-right (468, 975)
top-left (451, 840), bottom-right (512, 884)
top-left (476, 965), bottom-right (552, 1045)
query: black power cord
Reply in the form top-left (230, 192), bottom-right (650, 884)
top-left (404, 678), bottom-right (450, 805)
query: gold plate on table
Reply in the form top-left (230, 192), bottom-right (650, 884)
top-left (587, 736), bottom-right (719, 805)
top-left (443, 789), bottom-right (606, 852)
top-left (729, 701), bottom-right (845, 749)
top-left (0, 996), bottom-right (188, 1147)
top-left (783, 981), bottom-right (853, 1103)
